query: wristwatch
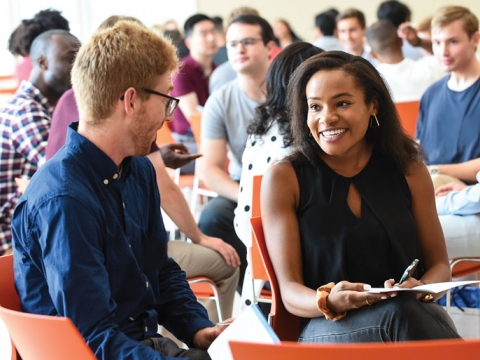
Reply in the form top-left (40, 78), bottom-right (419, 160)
top-left (429, 166), bottom-right (440, 175)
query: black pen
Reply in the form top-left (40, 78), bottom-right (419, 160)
top-left (398, 259), bottom-right (419, 285)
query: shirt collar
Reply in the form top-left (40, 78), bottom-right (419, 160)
top-left (18, 80), bottom-right (55, 116)
top-left (65, 122), bottom-right (132, 185)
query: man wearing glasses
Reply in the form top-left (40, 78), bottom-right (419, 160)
top-left (199, 14), bottom-right (275, 290)
top-left (12, 21), bottom-right (227, 360)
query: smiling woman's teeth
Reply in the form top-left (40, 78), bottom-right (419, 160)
top-left (322, 129), bottom-right (346, 137)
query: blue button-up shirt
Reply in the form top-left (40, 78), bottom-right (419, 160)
top-left (12, 123), bottom-right (213, 360)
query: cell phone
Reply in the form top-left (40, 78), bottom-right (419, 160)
top-left (398, 259), bottom-right (419, 285)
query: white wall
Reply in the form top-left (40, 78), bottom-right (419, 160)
top-left (198, 0), bottom-right (480, 43)
top-left (0, 0), bottom-right (197, 75)
top-left (1, 0), bottom-right (480, 75)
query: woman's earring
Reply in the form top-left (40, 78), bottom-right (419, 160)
top-left (369, 114), bottom-right (380, 128)
top-left (309, 132), bottom-right (313, 137)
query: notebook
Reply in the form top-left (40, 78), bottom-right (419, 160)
top-left (208, 304), bottom-right (280, 360)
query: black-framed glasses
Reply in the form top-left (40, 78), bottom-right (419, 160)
top-left (120, 88), bottom-right (180, 116)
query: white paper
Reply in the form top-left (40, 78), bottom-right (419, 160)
top-left (367, 280), bottom-right (480, 294)
top-left (207, 304), bottom-right (280, 360)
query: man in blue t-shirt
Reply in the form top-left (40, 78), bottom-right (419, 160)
top-left (416, 6), bottom-right (480, 189)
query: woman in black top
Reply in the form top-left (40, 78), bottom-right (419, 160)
top-left (261, 51), bottom-right (460, 342)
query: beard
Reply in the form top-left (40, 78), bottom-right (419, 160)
top-left (131, 107), bottom-right (158, 157)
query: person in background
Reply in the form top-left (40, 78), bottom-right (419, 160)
top-left (336, 8), bottom-right (378, 66)
top-left (8, 8), bottom-right (70, 84)
top-left (200, 15), bottom-right (275, 289)
top-left (377, 0), bottom-right (424, 60)
top-left (0, 29), bottom-right (80, 256)
top-left (435, 173), bottom-right (480, 263)
top-left (212, 16), bottom-right (228, 65)
top-left (366, 20), bottom-right (444, 103)
top-left (312, 11), bottom-right (344, 51)
top-left (234, 42), bottom-right (323, 247)
top-left (261, 50), bottom-right (460, 343)
top-left (209, 6), bottom-right (260, 94)
top-left (273, 19), bottom-right (302, 49)
top-left (170, 14), bottom-right (218, 174)
top-left (13, 20), bottom-right (229, 359)
top-left (416, 6), bottom-right (480, 189)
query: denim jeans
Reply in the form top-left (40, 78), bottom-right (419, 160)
top-left (299, 295), bottom-right (460, 343)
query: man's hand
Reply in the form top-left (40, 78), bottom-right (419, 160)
top-left (397, 22), bottom-right (421, 46)
top-left (435, 182), bottom-right (469, 197)
top-left (193, 319), bottom-right (234, 349)
top-left (159, 143), bottom-right (202, 169)
top-left (197, 234), bottom-right (241, 267)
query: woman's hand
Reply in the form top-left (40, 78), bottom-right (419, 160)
top-left (326, 281), bottom-right (396, 313)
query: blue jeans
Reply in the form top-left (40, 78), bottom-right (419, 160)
top-left (299, 295), bottom-right (460, 343)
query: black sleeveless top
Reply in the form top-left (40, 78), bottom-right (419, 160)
top-left (291, 151), bottom-right (423, 289)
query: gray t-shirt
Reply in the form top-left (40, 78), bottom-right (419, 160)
top-left (201, 79), bottom-right (258, 181)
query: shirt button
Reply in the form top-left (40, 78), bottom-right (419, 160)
top-left (129, 317), bottom-right (134, 321)
top-left (103, 179), bottom-right (109, 185)
top-left (129, 244), bottom-right (131, 248)
top-left (113, 173), bottom-right (118, 180)
top-left (146, 281), bottom-right (149, 288)
top-left (123, 203), bottom-right (125, 208)
top-left (145, 326), bottom-right (148, 332)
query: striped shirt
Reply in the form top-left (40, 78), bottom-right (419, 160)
top-left (0, 80), bottom-right (53, 254)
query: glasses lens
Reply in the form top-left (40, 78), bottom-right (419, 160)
top-left (167, 100), bottom-right (177, 116)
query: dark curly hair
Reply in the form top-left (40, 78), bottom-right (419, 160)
top-left (287, 51), bottom-right (421, 174)
top-left (8, 8), bottom-right (70, 56)
top-left (247, 42), bottom-right (323, 148)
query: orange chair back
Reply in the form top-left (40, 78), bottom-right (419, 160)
top-left (229, 339), bottom-right (480, 360)
top-left (251, 176), bottom-right (268, 282)
top-left (189, 113), bottom-right (202, 147)
top-left (0, 255), bottom-right (19, 311)
top-left (395, 100), bottom-right (420, 138)
top-left (156, 124), bottom-right (176, 146)
top-left (250, 216), bottom-right (300, 341)
top-left (189, 113), bottom-right (229, 172)
top-left (0, 307), bottom-right (96, 360)
top-left (450, 257), bottom-right (480, 278)
top-left (0, 254), bottom-right (19, 360)
top-left (0, 256), bottom-right (96, 360)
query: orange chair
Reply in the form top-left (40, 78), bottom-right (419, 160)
top-left (0, 308), bottom-right (96, 360)
top-left (188, 113), bottom-right (219, 214)
top-left (0, 254), bottom-right (95, 359)
top-left (187, 276), bottom-right (224, 322)
top-left (0, 254), bottom-right (18, 360)
top-left (155, 125), bottom-right (195, 189)
top-left (0, 75), bottom-right (18, 96)
top-left (229, 338), bottom-right (480, 360)
top-left (250, 216), bottom-right (301, 341)
top-left (395, 100), bottom-right (420, 138)
top-left (446, 256), bottom-right (480, 313)
top-left (241, 175), bottom-right (272, 309)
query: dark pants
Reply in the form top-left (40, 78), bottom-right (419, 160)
top-left (141, 334), bottom-right (210, 359)
top-left (198, 196), bottom-right (247, 291)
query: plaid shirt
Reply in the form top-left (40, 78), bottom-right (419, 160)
top-left (0, 81), bottom-right (53, 255)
